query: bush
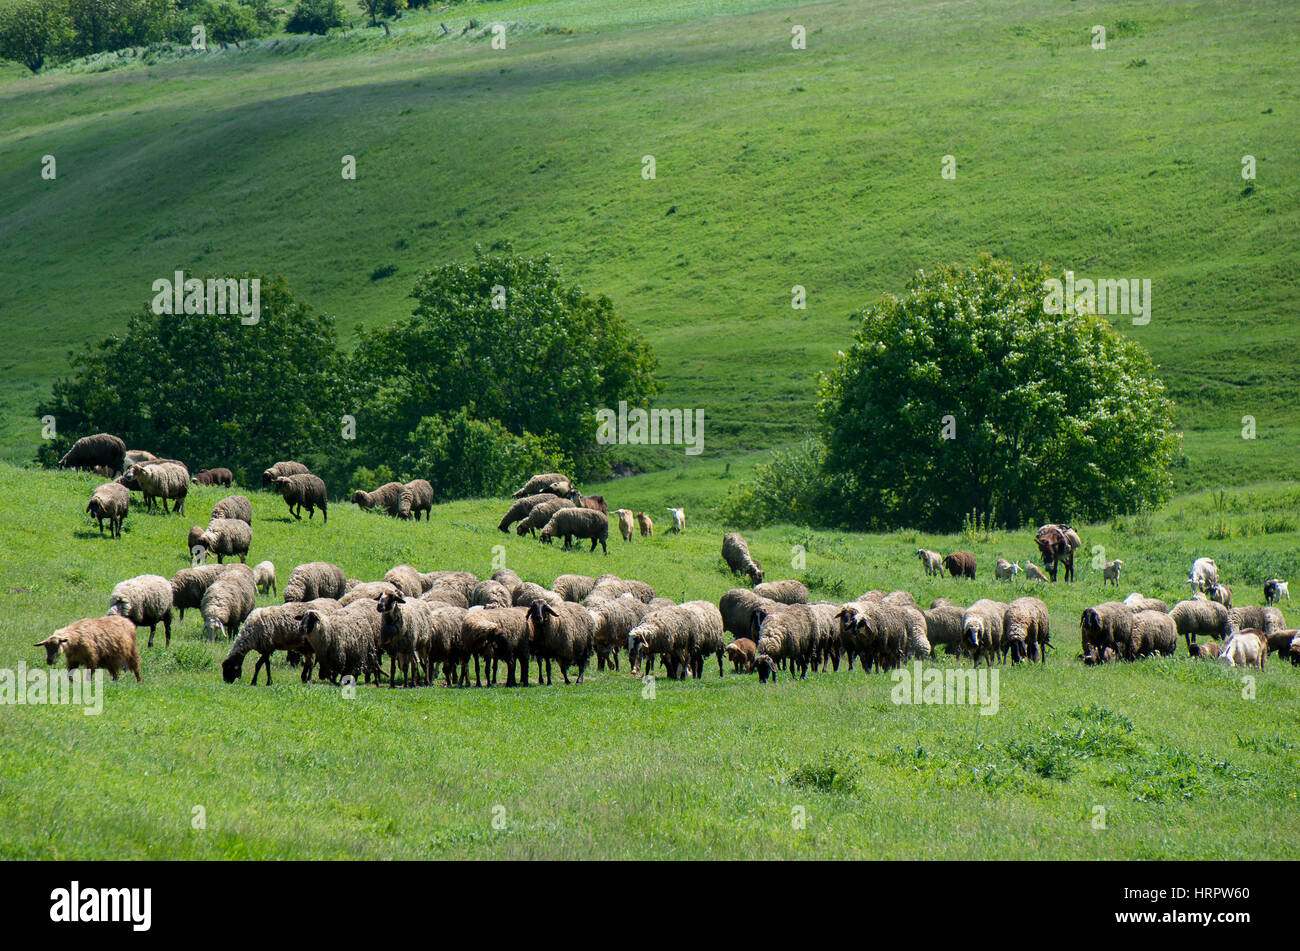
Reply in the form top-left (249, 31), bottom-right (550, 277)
top-left (0, 0), bottom-right (74, 72)
top-left (285, 0), bottom-right (345, 35)
top-left (718, 439), bottom-right (827, 528)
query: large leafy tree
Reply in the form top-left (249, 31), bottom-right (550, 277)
top-left (0, 0), bottom-right (74, 72)
top-left (816, 256), bottom-right (1179, 530)
top-left (37, 275), bottom-right (351, 483)
top-left (351, 245), bottom-right (660, 479)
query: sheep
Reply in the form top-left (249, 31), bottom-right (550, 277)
top-left (635, 512), bottom-right (653, 537)
top-left (86, 481), bottom-right (129, 538)
top-left (667, 507), bottom-right (685, 534)
top-left (351, 482), bottom-right (405, 516)
top-left (512, 581), bottom-right (560, 609)
top-left (196, 518), bottom-right (251, 564)
top-left (1261, 628), bottom-right (1297, 658)
top-left (36, 616), bottom-right (140, 681)
top-left (721, 532), bottom-right (764, 585)
top-left (994, 558), bottom-right (1022, 581)
top-left (1188, 557), bottom-right (1219, 592)
top-left (498, 493), bottom-right (558, 533)
top-left (679, 601), bottom-right (726, 679)
top-left (460, 605), bottom-right (531, 687)
top-left (1127, 610), bottom-right (1178, 659)
top-left (1264, 579), bottom-right (1289, 605)
top-left (1023, 561), bottom-right (1049, 582)
top-left (1001, 597), bottom-right (1051, 663)
top-left (421, 571), bottom-right (478, 600)
top-left (1101, 560), bottom-right (1124, 587)
top-left (962, 599), bottom-right (1009, 666)
top-left (107, 574), bottom-right (174, 648)
top-left (754, 653), bottom-right (779, 682)
top-left (274, 473), bottom-right (328, 522)
top-left (525, 600), bottom-right (595, 685)
top-left (200, 565), bottom-right (257, 640)
top-left (398, 479), bottom-right (434, 521)
top-left (1080, 601), bottom-right (1133, 660)
top-left (1289, 633), bottom-right (1300, 666)
top-left (1202, 582), bottom-right (1233, 607)
top-left (383, 565), bottom-right (424, 599)
top-left (614, 509), bottom-right (635, 542)
top-left (1034, 524), bottom-right (1081, 582)
top-left (719, 588), bottom-right (778, 640)
top-left (193, 468), bottom-right (234, 487)
top-left (587, 595), bottom-right (652, 670)
top-left (491, 568), bottom-right (523, 598)
top-left (584, 576), bottom-right (655, 606)
top-left (756, 603), bottom-right (818, 678)
top-left (753, 580), bottom-right (809, 605)
top-left (568, 490), bottom-right (608, 514)
top-left (261, 460), bottom-right (309, 488)
top-left (208, 494), bottom-right (252, 525)
top-left (1219, 631), bottom-right (1265, 670)
top-left (1083, 646), bottom-right (1118, 666)
top-left (515, 497), bottom-right (576, 538)
top-left (838, 601), bottom-right (907, 672)
top-left (253, 561), bottom-right (276, 596)
top-left (1123, 593), bottom-right (1168, 613)
top-left (471, 580), bottom-right (513, 609)
top-left (725, 638), bottom-right (757, 672)
top-left (375, 591), bottom-right (436, 686)
top-left (922, 603), bottom-right (967, 656)
top-left (1189, 640), bottom-right (1222, 660)
top-left (1169, 598), bottom-right (1233, 651)
top-left (300, 601), bottom-right (382, 684)
top-left (283, 562), bottom-right (348, 602)
top-left (915, 549), bottom-right (942, 577)
top-left (131, 461), bottom-right (189, 514)
top-left (539, 508), bottom-right (609, 554)
top-left (169, 564), bottom-right (231, 622)
top-left (1228, 606), bottom-right (1286, 636)
top-left (512, 473), bottom-right (571, 498)
top-left (943, 551), bottom-right (976, 580)
top-left (420, 605), bottom-right (470, 686)
top-left (122, 449), bottom-right (158, 467)
top-left (59, 433), bottom-right (127, 475)
top-left (339, 582), bottom-right (400, 606)
top-left (808, 601), bottom-right (843, 670)
top-left (221, 598), bottom-right (340, 684)
top-left (628, 606), bottom-right (693, 679)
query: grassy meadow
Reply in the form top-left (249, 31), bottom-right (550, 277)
top-left (1, 464), bottom-right (1298, 859)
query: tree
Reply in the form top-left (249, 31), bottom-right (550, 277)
top-left (200, 1), bottom-right (262, 44)
top-left (360, 0), bottom-right (404, 27)
top-left (815, 256), bottom-right (1179, 530)
top-left (285, 0), bottom-right (345, 35)
top-left (0, 0), bottom-right (74, 72)
top-left (36, 275), bottom-right (351, 484)
top-left (350, 244), bottom-right (660, 478)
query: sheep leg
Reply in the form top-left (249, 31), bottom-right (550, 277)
top-left (520, 654), bottom-right (530, 687)
top-left (545, 658), bottom-right (553, 686)
top-left (147, 624), bottom-right (156, 648)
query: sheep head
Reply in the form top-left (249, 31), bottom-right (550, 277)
top-left (221, 654), bottom-right (245, 683)
top-left (35, 634), bottom-right (69, 664)
top-left (525, 600), bottom-right (560, 642)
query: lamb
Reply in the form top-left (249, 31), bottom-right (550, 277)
top-left (587, 595), bottom-right (652, 671)
top-left (512, 473), bottom-right (571, 498)
top-left (193, 468), bottom-right (234, 487)
top-left (754, 653), bottom-right (779, 682)
top-left (962, 599), bottom-right (1010, 666)
top-left (725, 638), bottom-right (757, 672)
top-left (943, 551), bottom-right (976, 580)
top-left (525, 600), bottom-right (595, 685)
top-left (719, 588), bottom-right (778, 640)
top-left (1101, 560), bottom-right (1124, 587)
top-left (498, 493), bottom-right (558, 533)
top-left (628, 606), bottom-right (693, 679)
top-left (755, 603), bottom-right (818, 678)
top-left (1123, 593), bottom-right (1168, 613)
top-left (86, 481), bottom-right (130, 539)
top-left (261, 460), bottom-right (309, 488)
top-left (471, 580), bottom-right (513, 609)
top-left (1023, 561), bottom-right (1049, 582)
top-left (283, 562), bottom-right (348, 602)
top-left (753, 580), bottom-right (809, 605)
top-left (1289, 633), bottom-right (1300, 666)
top-left (539, 508), bottom-right (609, 554)
top-left (1219, 631), bottom-right (1265, 670)
top-left (1127, 610), bottom-right (1178, 659)
top-left (1189, 640), bottom-right (1222, 660)
top-left (1228, 605), bottom-right (1286, 636)
top-left (200, 565), bottom-right (257, 640)
top-left (1168, 598), bottom-right (1232, 651)
top-left (568, 490), bottom-right (608, 514)
top-left (1080, 602), bottom-right (1133, 660)
top-left (667, 507), bottom-right (685, 534)
top-left (635, 512), bottom-right (653, 537)
top-left (398, 479), bottom-right (434, 521)
top-left (253, 561), bottom-right (276, 596)
top-left (211, 494), bottom-right (252, 524)
top-left (1188, 557), bottom-right (1219, 592)
top-left (376, 591), bottom-right (436, 686)
top-left (273, 473), bottom-right (328, 522)
top-left (300, 601), bottom-right (382, 684)
top-left (721, 532), bottom-right (764, 585)
top-left (1264, 579), bottom-right (1290, 605)
top-left (339, 581), bottom-right (400, 606)
top-left (59, 433), bottom-right (127, 475)
top-left (107, 574), bottom-right (174, 648)
top-left (36, 616), bottom-right (140, 681)
top-left (131, 461), bottom-right (189, 514)
top-left (922, 603), bottom-right (967, 656)
top-left (994, 558), bottom-right (1022, 581)
top-left (1083, 646), bottom-right (1117, 666)
top-left (383, 565), bottom-right (424, 599)
top-left (515, 497), bottom-right (575, 538)
top-left (196, 518), bottom-right (251, 564)
top-left (1202, 582), bottom-right (1232, 607)
top-left (1003, 597), bottom-right (1050, 663)
top-left (915, 549), bottom-right (942, 577)
top-left (221, 598), bottom-right (340, 684)
top-left (614, 509), bottom-right (635, 542)
top-left (351, 482), bottom-right (405, 516)
top-left (170, 564), bottom-right (230, 621)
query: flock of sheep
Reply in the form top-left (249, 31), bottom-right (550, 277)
top-left (44, 434), bottom-right (1300, 689)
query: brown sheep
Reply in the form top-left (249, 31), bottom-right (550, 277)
top-left (36, 616), bottom-right (140, 681)
top-left (725, 637), bottom-right (757, 672)
top-left (943, 551), bottom-right (976, 580)
top-left (635, 512), bottom-right (653, 537)
top-left (275, 473), bottom-right (328, 523)
top-left (193, 468), bottom-right (234, 487)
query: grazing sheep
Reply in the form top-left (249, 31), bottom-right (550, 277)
top-left (261, 460), bottom-right (309, 488)
top-left (1080, 601), bottom-right (1133, 660)
top-left (131, 461), bottom-right (189, 514)
top-left (587, 595), bottom-right (652, 671)
top-left (59, 433), bottom-right (127, 475)
top-left (221, 598), bottom-right (340, 684)
top-left (193, 468), bottom-right (234, 487)
top-left (420, 605), bottom-right (470, 686)
top-left (1101, 560), bottom-right (1124, 587)
top-left (915, 549), bottom-right (942, 577)
top-left (512, 581), bottom-right (561, 609)
top-left (614, 509), bottom-right (634, 542)
top-left (491, 568), bottom-right (523, 598)
top-left (422, 571), bottom-right (478, 600)
top-left (1023, 561), bottom-right (1049, 582)
top-left (1189, 640), bottom-right (1222, 660)
top-left (339, 582), bottom-right (400, 606)
top-left (838, 601), bottom-right (909, 672)
top-left (375, 591), bottom-right (436, 686)
top-left (274, 473), bottom-right (328, 523)
top-left (1127, 610), bottom-right (1178, 659)
top-left (962, 599), bottom-right (1009, 666)
top-left (170, 564), bottom-right (230, 622)
top-left (628, 606), bottom-right (693, 679)
top-left (721, 532), bottom-right (764, 585)
top-left (667, 507), bottom-right (685, 534)
top-left (253, 561), bottom-right (276, 596)
top-left (753, 579), bottom-right (809, 605)
top-left (635, 512), bottom-right (653, 537)
top-left (512, 473), bottom-right (571, 498)
top-left (1169, 599), bottom-right (1232, 651)
top-left (36, 616), bottom-right (140, 681)
top-left (210, 494), bottom-right (252, 524)
top-left (525, 600), bottom-right (595, 685)
top-left (1263, 579), bottom-right (1289, 605)
top-left (421, 586), bottom-right (470, 609)
top-left (398, 479), bottom-right (434, 521)
top-left (1188, 557), bottom-right (1219, 592)
top-left (755, 603), bottom-right (818, 678)
top-left (994, 558), bottom-right (1022, 581)
top-left (86, 481), bottom-right (130, 539)
top-left (725, 638), bottom-right (757, 672)
top-left (1003, 597), bottom-right (1050, 663)
top-left (1228, 605), bottom-right (1286, 636)
top-left (382, 565), bottom-right (424, 599)
top-left (808, 601), bottom-right (843, 671)
top-left (300, 601), bottom-right (382, 684)
top-left (498, 494), bottom-right (558, 533)
top-left (681, 601), bottom-right (726, 679)
top-left (922, 603), bottom-right (967, 656)
top-left (515, 497), bottom-right (576, 538)
top-left (471, 580), bottom-right (513, 609)
top-left (283, 562), bottom-right (348, 602)
top-left (351, 482), bottom-right (405, 517)
top-left (122, 449), bottom-right (159, 467)
top-left (107, 574), bottom-right (174, 648)
top-left (754, 653), bottom-right (779, 682)
top-left (1123, 593), bottom-right (1168, 613)
top-left (1261, 628), bottom-right (1297, 658)
top-left (1201, 582), bottom-right (1232, 607)
top-left (460, 606), bottom-right (530, 687)
top-left (943, 551), bottom-right (976, 580)
top-left (539, 508), bottom-right (609, 554)
top-left (719, 588), bottom-right (778, 640)
top-left (584, 576), bottom-right (655, 606)
top-left (1219, 631), bottom-right (1266, 669)
top-left (196, 518), bottom-right (251, 564)
top-left (200, 565), bottom-right (257, 640)
top-left (568, 490), bottom-right (608, 514)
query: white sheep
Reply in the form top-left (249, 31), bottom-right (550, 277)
top-left (1219, 631), bottom-right (1265, 669)
top-left (253, 561), bottom-right (276, 596)
top-left (915, 549), bottom-right (942, 577)
top-left (1023, 561), bottom-right (1049, 582)
top-left (667, 507), bottom-right (685, 534)
top-left (1188, 557), bottom-right (1219, 592)
top-left (1102, 559), bottom-right (1124, 587)
top-left (614, 509), bottom-right (635, 542)
top-left (993, 558), bottom-right (1021, 581)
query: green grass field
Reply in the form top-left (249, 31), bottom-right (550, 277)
top-left (2, 464), bottom-right (1298, 859)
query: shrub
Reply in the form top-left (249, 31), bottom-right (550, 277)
top-left (285, 0), bottom-right (345, 35)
